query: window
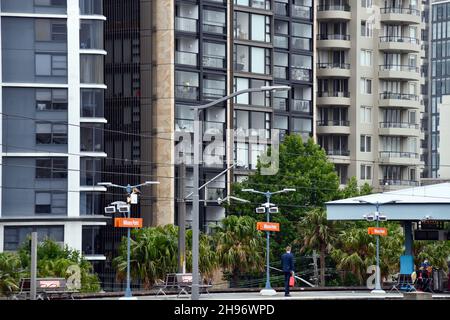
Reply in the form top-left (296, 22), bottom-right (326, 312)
top-left (234, 78), bottom-right (270, 106)
top-left (80, 192), bottom-right (103, 216)
top-left (80, 0), bottom-right (102, 15)
top-left (176, 71), bottom-right (199, 100)
top-left (360, 135), bottom-right (372, 152)
top-left (360, 106), bottom-right (371, 123)
top-left (234, 45), bottom-right (270, 74)
top-left (361, 0), bottom-right (372, 8)
top-left (81, 158), bottom-right (101, 185)
top-left (292, 22), bottom-right (312, 51)
top-left (82, 226), bottom-right (102, 255)
top-left (203, 42), bottom-right (226, 69)
top-left (80, 123), bottom-right (103, 152)
top-left (360, 164), bottom-right (372, 180)
top-left (291, 54), bottom-right (312, 81)
top-left (235, 0), bottom-right (270, 10)
top-left (80, 20), bottom-right (103, 49)
top-left (360, 78), bottom-right (372, 94)
top-left (234, 12), bottom-right (271, 42)
top-left (35, 19), bottom-right (67, 42)
top-left (203, 8), bottom-right (226, 34)
top-left (35, 192), bottom-right (67, 214)
top-left (80, 55), bottom-right (104, 83)
top-left (361, 21), bottom-right (373, 37)
top-left (360, 49), bottom-right (372, 66)
top-left (36, 89), bottom-right (68, 111)
top-left (36, 158), bottom-right (67, 179)
top-left (36, 122), bottom-right (68, 145)
top-left (35, 54), bottom-right (67, 77)
top-left (4, 226), bottom-right (64, 251)
top-left (81, 89), bottom-right (104, 117)
top-left (292, 117), bottom-right (312, 134)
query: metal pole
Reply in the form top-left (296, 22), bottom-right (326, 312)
top-left (30, 232), bottom-right (37, 300)
top-left (125, 205), bottom-right (132, 298)
top-left (265, 193), bottom-right (271, 290)
top-left (375, 212), bottom-right (381, 291)
top-left (191, 109), bottom-right (200, 300)
top-left (178, 161), bottom-right (186, 273)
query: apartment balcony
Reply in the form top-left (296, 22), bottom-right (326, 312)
top-left (379, 179), bottom-right (419, 189)
top-left (317, 4), bottom-right (351, 20)
top-left (274, 35), bottom-right (288, 49)
top-left (379, 65), bottom-right (420, 81)
top-left (175, 85), bottom-right (199, 100)
top-left (316, 120), bottom-right (350, 135)
top-left (317, 91), bottom-right (350, 106)
top-left (316, 62), bottom-right (351, 78)
top-left (380, 7), bottom-right (421, 25)
top-left (202, 54), bottom-right (225, 69)
top-left (324, 149), bottom-right (351, 164)
top-left (379, 122), bottom-right (420, 137)
top-left (379, 36), bottom-right (420, 53)
top-left (291, 68), bottom-right (312, 82)
top-left (379, 151), bottom-right (420, 165)
top-left (291, 99), bottom-right (311, 113)
top-left (378, 92), bottom-right (420, 109)
top-left (175, 51), bottom-right (198, 67)
top-left (316, 34), bottom-right (351, 49)
top-left (292, 4), bottom-right (312, 20)
top-left (175, 17), bottom-right (198, 33)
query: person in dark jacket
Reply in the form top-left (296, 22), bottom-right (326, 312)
top-left (281, 246), bottom-right (295, 296)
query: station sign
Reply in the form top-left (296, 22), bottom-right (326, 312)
top-left (368, 227), bottom-right (388, 236)
top-left (114, 218), bottom-right (143, 228)
top-left (257, 222), bottom-right (280, 232)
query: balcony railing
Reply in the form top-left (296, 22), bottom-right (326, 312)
top-left (379, 122), bottom-right (419, 129)
top-left (379, 179), bottom-right (419, 186)
top-left (380, 7), bottom-right (420, 16)
top-left (274, 66), bottom-right (287, 79)
top-left (203, 87), bottom-right (226, 100)
top-left (205, 187), bottom-right (225, 201)
top-left (317, 62), bottom-right (350, 69)
top-left (317, 34), bottom-right (350, 40)
top-left (203, 55), bottom-right (225, 69)
top-left (379, 151), bottom-right (418, 158)
top-left (292, 4), bottom-right (312, 19)
top-left (274, 2), bottom-right (287, 15)
top-left (175, 85), bottom-right (199, 100)
top-left (379, 92), bottom-right (418, 100)
top-left (318, 91), bottom-right (350, 98)
top-left (274, 35), bottom-right (288, 49)
top-left (379, 36), bottom-right (419, 44)
top-left (317, 120), bottom-right (350, 126)
top-left (291, 68), bottom-right (312, 81)
top-left (273, 97), bottom-right (287, 111)
top-left (325, 149), bottom-right (350, 156)
top-left (379, 64), bottom-right (419, 73)
top-left (292, 99), bottom-right (311, 113)
top-left (175, 51), bottom-right (198, 66)
top-left (203, 22), bottom-right (226, 34)
top-left (317, 4), bottom-right (351, 11)
top-left (292, 37), bottom-right (312, 51)
top-left (175, 17), bottom-right (198, 33)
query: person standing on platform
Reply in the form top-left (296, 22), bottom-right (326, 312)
top-left (281, 246), bottom-right (295, 297)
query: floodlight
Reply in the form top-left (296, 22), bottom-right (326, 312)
top-left (118, 205), bottom-right (130, 213)
top-left (268, 207), bottom-right (279, 214)
top-left (378, 215), bottom-right (388, 222)
top-left (256, 207), bottom-right (266, 214)
top-left (364, 215), bottom-right (375, 222)
top-left (105, 206), bottom-right (116, 214)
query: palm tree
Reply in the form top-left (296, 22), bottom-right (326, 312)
top-left (0, 252), bottom-right (23, 295)
top-left (213, 215), bottom-right (265, 286)
top-left (296, 208), bottom-right (337, 287)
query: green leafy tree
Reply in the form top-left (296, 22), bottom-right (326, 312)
top-left (0, 252), bottom-right (24, 295)
top-left (227, 135), bottom-right (341, 255)
top-left (18, 239), bottom-right (100, 293)
top-left (414, 241), bottom-right (450, 271)
top-left (114, 225), bottom-right (218, 288)
top-left (212, 215), bottom-right (265, 286)
top-left (295, 208), bottom-right (338, 286)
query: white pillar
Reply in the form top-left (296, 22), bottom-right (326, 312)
top-left (66, 0), bottom-right (81, 219)
top-left (64, 222), bottom-right (82, 252)
top-left (0, 225), bottom-right (4, 252)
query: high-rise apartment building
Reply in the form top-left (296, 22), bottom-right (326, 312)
top-left (0, 0), bottom-right (108, 261)
top-left (426, 0), bottom-right (450, 178)
top-left (316, 0), bottom-right (424, 191)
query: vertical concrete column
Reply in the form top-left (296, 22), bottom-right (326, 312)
top-left (152, 0), bottom-right (175, 226)
top-left (64, 222), bottom-right (82, 253)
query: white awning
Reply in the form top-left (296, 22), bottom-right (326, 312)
top-left (326, 183), bottom-right (450, 221)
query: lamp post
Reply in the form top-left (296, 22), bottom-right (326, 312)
top-left (190, 85), bottom-right (290, 300)
top-left (242, 188), bottom-right (295, 296)
top-left (359, 199), bottom-right (397, 294)
top-left (99, 181), bottom-right (159, 300)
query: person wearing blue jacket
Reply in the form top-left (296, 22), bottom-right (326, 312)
top-left (281, 246), bottom-right (295, 296)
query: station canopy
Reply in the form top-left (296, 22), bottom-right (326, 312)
top-left (326, 183), bottom-right (450, 221)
